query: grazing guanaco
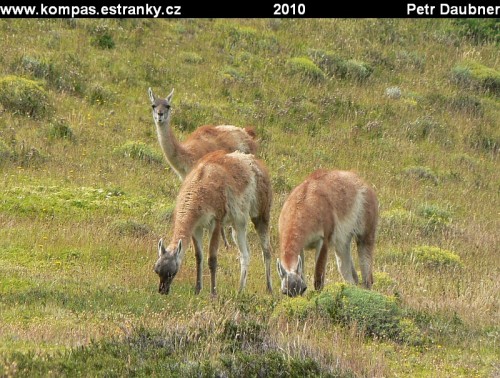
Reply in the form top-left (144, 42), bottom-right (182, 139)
top-left (154, 150), bottom-right (273, 296)
top-left (148, 87), bottom-right (257, 248)
top-left (276, 169), bottom-right (378, 297)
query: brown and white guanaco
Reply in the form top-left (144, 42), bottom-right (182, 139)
top-left (277, 169), bottom-right (378, 297)
top-left (154, 150), bottom-right (273, 297)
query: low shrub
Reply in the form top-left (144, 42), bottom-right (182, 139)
top-left (87, 84), bottom-right (114, 105)
top-left (395, 50), bottom-right (426, 71)
top-left (47, 118), bottom-right (74, 141)
top-left (410, 245), bottom-right (463, 269)
top-left (16, 55), bottom-right (86, 94)
top-left (221, 319), bottom-right (266, 352)
top-left (221, 66), bottom-right (244, 84)
top-left (273, 283), bottom-right (424, 345)
top-left (90, 24), bottom-right (115, 49)
top-left (114, 141), bottom-right (163, 164)
top-left (317, 284), bottom-right (402, 340)
top-left (308, 49), bottom-right (347, 76)
top-left (417, 204), bottom-right (452, 233)
top-left (405, 116), bottom-right (446, 143)
top-left (403, 166), bottom-right (439, 185)
top-left (286, 57), bottom-right (325, 82)
top-left (0, 75), bottom-right (51, 118)
top-left (451, 61), bottom-right (500, 95)
top-left (308, 49), bottom-right (373, 82)
top-left (343, 59), bottom-right (373, 81)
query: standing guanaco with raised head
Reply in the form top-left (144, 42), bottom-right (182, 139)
top-left (148, 87), bottom-right (258, 180)
top-left (276, 169), bottom-right (378, 297)
top-left (153, 150), bottom-right (273, 297)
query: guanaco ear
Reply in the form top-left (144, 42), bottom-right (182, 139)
top-left (158, 238), bottom-right (167, 257)
top-left (148, 87), bottom-right (156, 104)
top-left (297, 255), bottom-right (303, 276)
top-left (175, 239), bottom-right (182, 257)
top-left (276, 259), bottom-right (287, 279)
top-left (166, 88), bottom-right (174, 103)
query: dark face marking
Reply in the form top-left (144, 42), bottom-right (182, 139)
top-left (151, 99), bottom-right (171, 123)
top-left (154, 252), bottom-right (179, 295)
top-left (280, 272), bottom-right (307, 297)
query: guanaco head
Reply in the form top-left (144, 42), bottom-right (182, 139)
top-left (276, 256), bottom-right (307, 297)
top-left (154, 238), bottom-right (182, 295)
top-left (148, 87), bottom-right (174, 124)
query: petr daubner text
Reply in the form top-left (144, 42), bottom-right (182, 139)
top-left (407, 3), bottom-right (499, 16)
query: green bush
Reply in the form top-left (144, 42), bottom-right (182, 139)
top-left (425, 93), bottom-right (483, 116)
top-left (410, 246), bottom-right (463, 269)
top-left (395, 50), bottom-right (426, 71)
top-left (308, 49), bottom-right (347, 76)
top-left (90, 24), bottom-right (115, 49)
top-left (0, 75), bottom-right (51, 118)
top-left (417, 204), bottom-right (452, 233)
top-left (87, 84), bottom-right (114, 105)
top-left (221, 66), bottom-right (244, 84)
top-left (48, 118), bottom-right (74, 141)
top-left (274, 283), bottom-right (417, 343)
top-left (308, 50), bottom-right (373, 82)
top-left (316, 284), bottom-right (402, 340)
top-left (286, 57), bottom-right (325, 82)
top-left (452, 61), bottom-right (500, 95)
top-left (16, 55), bottom-right (86, 94)
top-left (18, 55), bottom-right (52, 79)
top-left (344, 59), bottom-right (373, 81)
top-left (405, 116), bottom-right (446, 142)
top-left (114, 141), bottom-right (163, 164)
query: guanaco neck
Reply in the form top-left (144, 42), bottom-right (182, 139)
top-left (169, 202), bottom-right (202, 259)
top-left (154, 113), bottom-right (191, 179)
top-left (280, 228), bottom-right (305, 272)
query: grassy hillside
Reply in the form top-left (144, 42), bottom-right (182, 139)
top-left (0, 19), bottom-right (498, 377)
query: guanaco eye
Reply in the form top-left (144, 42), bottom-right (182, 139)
top-left (151, 104), bottom-right (156, 109)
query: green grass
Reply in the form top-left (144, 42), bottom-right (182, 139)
top-left (0, 19), bottom-right (499, 377)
